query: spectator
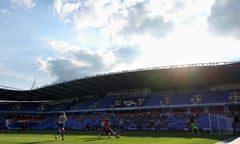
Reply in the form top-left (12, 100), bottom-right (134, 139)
top-left (233, 112), bottom-right (239, 133)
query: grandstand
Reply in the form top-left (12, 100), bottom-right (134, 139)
top-left (0, 62), bottom-right (240, 134)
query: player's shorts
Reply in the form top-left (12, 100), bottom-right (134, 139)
top-left (193, 126), bottom-right (199, 129)
top-left (104, 128), bottom-right (112, 134)
top-left (58, 123), bottom-right (65, 129)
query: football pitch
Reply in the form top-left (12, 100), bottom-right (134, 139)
top-left (0, 130), bottom-right (233, 144)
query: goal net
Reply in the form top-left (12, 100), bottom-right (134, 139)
top-left (208, 113), bottom-right (233, 135)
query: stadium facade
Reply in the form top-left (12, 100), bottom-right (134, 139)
top-left (0, 62), bottom-right (239, 133)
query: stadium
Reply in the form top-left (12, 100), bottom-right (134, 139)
top-left (1, 1), bottom-right (240, 143)
top-left (0, 61), bottom-right (240, 144)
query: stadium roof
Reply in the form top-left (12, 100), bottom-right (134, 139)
top-left (1, 62), bottom-right (240, 102)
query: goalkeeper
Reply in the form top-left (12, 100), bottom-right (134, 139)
top-left (192, 120), bottom-right (200, 134)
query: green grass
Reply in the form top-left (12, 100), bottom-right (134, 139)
top-left (0, 130), bottom-right (234, 144)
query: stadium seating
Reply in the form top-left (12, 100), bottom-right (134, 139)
top-left (0, 88), bottom-right (240, 131)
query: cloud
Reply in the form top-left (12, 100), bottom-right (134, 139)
top-left (38, 52), bottom-right (110, 82)
top-left (53, 0), bottom-right (173, 38)
top-left (48, 40), bottom-right (80, 54)
top-left (53, 0), bottom-right (80, 19)
top-left (38, 40), bottom-right (140, 82)
top-left (38, 57), bottom-right (95, 82)
top-left (53, 0), bottom-right (113, 28)
top-left (208, 0), bottom-right (240, 38)
top-left (72, 0), bottom-right (116, 30)
top-left (46, 0), bottom-right (229, 83)
top-left (10, 0), bottom-right (36, 9)
top-left (118, 3), bottom-right (173, 38)
top-left (46, 0), bottom-right (177, 82)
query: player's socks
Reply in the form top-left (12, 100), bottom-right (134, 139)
top-left (56, 130), bottom-right (59, 135)
top-left (61, 131), bottom-right (64, 140)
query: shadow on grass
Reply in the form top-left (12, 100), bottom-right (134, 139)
top-left (80, 136), bottom-right (104, 142)
top-left (1, 129), bottom-right (238, 142)
top-left (120, 130), bottom-right (235, 141)
top-left (19, 140), bottom-right (55, 144)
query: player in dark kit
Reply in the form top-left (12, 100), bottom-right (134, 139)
top-left (103, 117), bottom-right (120, 139)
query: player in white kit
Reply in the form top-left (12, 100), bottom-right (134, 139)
top-left (55, 112), bottom-right (68, 140)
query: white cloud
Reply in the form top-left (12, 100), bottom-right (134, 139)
top-left (62, 2), bottom-right (80, 17)
top-left (53, 0), bottom-right (115, 28)
top-left (208, 0), bottom-right (240, 38)
top-left (37, 57), bottom-right (51, 74)
top-left (107, 0), bottom-right (213, 45)
top-left (39, 39), bottom-right (141, 81)
top-left (72, 0), bottom-right (115, 30)
top-left (53, 0), bottom-right (174, 38)
top-left (148, 0), bottom-right (214, 27)
top-left (10, 0), bottom-right (36, 9)
top-left (48, 40), bottom-right (80, 54)
top-left (38, 56), bottom-right (92, 81)
top-left (38, 37), bottom-right (143, 82)
top-left (45, 0), bottom-right (240, 82)
top-left (117, 2), bottom-right (173, 38)
top-left (53, 0), bottom-right (80, 18)
top-left (53, 0), bottom-right (63, 17)
top-left (2, 0), bottom-right (240, 89)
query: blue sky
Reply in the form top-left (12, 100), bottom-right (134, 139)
top-left (0, 0), bottom-right (240, 90)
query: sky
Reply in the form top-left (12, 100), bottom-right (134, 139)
top-left (0, 0), bottom-right (240, 90)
